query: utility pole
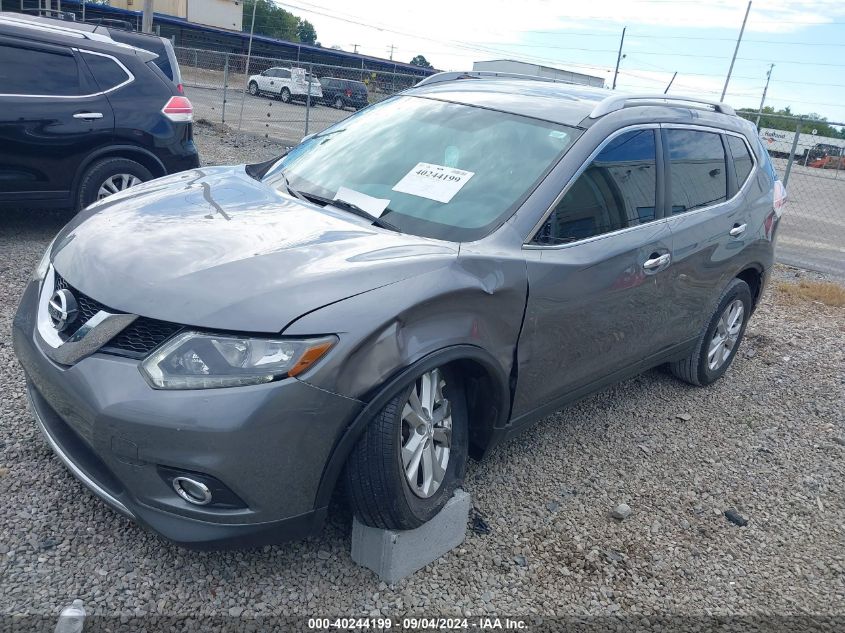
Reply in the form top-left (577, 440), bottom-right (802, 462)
top-left (82, 0), bottom-right (86, 22)
top-left (237, 0), bottom-right (258, 131)
top-left (388, 44), bottom-right (395, 61)
top-left (351, 44), bottom-right (359, 54)
top-left (664, 71), bottom-right (677, 94)
top-left (141, 0), bottom-right (153, 33)
top-left (721, 0), bottom-right (751, 101)
top-left (754, 63), bottom-right (774, 128)
top-left (612, 27), bottom-right (625, 90)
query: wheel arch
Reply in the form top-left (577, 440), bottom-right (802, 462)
top-left (312, 344), bottom-right (510, 509)
top-left (735, 264), bottom-right (764, 310)
top-left (72, 145), bottom-right (167, 199)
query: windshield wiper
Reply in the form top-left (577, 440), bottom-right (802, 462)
top-left (278, 170), bottom-right (310, 204)
top-left (297, 191), bottom-right (400, 232)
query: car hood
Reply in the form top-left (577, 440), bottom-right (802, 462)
top-left (51, 167), bottom-right (457, 333)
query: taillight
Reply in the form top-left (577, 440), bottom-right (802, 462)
top-left (162, 96), bottom-right (193, 122)
top-left (773, 179), bottom-right (787, 217)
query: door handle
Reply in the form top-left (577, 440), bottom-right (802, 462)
top-left (73, 112), bottom-right (103, 120)
top-left (729, 223), bottom-right (747, 237)
top-left (643, 253), bottom-right (671, 270)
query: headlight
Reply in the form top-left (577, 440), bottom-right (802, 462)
top-left (140, 332), bottom-right (336, 389)
top-left (32, 236), bottom-right (57, 282)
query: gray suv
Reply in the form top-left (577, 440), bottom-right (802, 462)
top-left (13, 71), bottom-right (786, 548)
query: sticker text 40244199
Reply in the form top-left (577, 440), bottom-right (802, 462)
top-left (392, 162), bottom-right (474, 204)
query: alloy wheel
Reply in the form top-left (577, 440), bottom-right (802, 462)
top-left (708, 299), bottom-right (744, 370)
top-left (334, 97), bottom-right (344, 109)
top-left (400, 368), bottom-right (452, 498)
top-left (97, 174), bottom-right (142, 200)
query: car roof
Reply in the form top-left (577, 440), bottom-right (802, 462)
top-left (0, 12), bottom-right (157, 62)
top-left (408, 73), bottom-right (744, 130)
top-left (407, 78), bottom-right (612, 127)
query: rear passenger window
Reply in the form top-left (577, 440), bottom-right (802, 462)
top-left (0, 44), bottom-right (82, 95)
top-left (82, 53), bottom-right (129, 91)
top-left (666, 129), bottom-right (727, 214)
top-left (534, 129), bottom-right (657, 245)
top-left (726, 135), bottom-right (754, 188)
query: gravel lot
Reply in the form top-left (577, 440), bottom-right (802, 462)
top-left (1, 125), bottom-right (843, 628)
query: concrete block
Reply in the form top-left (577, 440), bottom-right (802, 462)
top-left (351, 489), bottom-right (471, 584)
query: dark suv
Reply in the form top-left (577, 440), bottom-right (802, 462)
top-left (320, 76), bottom-right (369, 110)
top-left (0, 13), bottom-right (198, 210)
top-left (14, 71), bottom-right (786, 548)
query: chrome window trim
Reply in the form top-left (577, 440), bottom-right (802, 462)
top-left (524, 122), bottom-right (758, 250)
top-left (661, 123), bottom-right (758, 211)
top-left (524, 123), bottom-right (659, 249)
top-left (79, 49), bottom-right (135, 93)
top-left (0, 47), bottom-right (134, 99)
top-left (722, 128), bottom-right (759, 191)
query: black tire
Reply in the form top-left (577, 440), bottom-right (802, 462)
top-left (248, 81), bottom-right (258, 96)
top-left (668, 278), bottom-right (752, 387)
top-left (344, 365), bottom-right (468, 530)
top-left (76, 157), bottom-right (152, 211)
top-left (280, 87), bottom-right (291, 103)
top-left (333, 96), bottom-right (345, 109)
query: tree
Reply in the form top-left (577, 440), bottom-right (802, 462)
top-left (739, 105), bottom-right (845, 138)
top-left (410, 55), bottom-right (433, 69)
top-left (241, 0), bottom-right (317, 44)
top-left (297, 19), bottom-right (317, 45)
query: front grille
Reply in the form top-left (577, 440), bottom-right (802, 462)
top-left (55, 273), bottom-right (182, 357)
top-left (103, 318), bottom-right (182, 357)
top-left (54, 274), bottom-right (105, 329)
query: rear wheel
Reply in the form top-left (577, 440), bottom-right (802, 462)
top-left (76, 157), bottom-right (152, 210)
top-left (333, 96), bottom-right (345, 109)
top-left (668, 278), bottom-right (752, 386)
top-left (345, 366), bottom-right (468, 530)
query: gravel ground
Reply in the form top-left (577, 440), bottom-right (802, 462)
top-left (1, 125), bottom-right (844, 628)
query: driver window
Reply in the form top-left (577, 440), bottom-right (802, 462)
top-left (533, 129), bottom-right (658, 245)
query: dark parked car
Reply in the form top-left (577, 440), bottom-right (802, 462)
top-left (320, 76), bottom-right (369, 110)
top-left (0, 13), bottom-right (198, 210)
top-left (14, 72), bottom-right (786, 548)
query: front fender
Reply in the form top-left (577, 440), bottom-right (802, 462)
top-left (283, 257), bottom-right (527, 401)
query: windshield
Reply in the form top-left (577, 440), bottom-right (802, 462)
top-left (262, 96), bottom-right (581, 241)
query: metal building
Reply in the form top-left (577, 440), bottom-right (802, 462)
top-left (472, 59), bottom-right (605, 88)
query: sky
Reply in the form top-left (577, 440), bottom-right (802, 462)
top-left (273, 0), bottom-right (845, 125)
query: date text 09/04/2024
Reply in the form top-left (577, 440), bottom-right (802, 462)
top-left (307, 617), bottom-right (528, 630)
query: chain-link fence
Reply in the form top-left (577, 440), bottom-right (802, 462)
top-left (736, 111), bottom-right (845, 276)
top-left (176, 47), bottom-right (420, 146)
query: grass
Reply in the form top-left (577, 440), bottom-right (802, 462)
top-left (776, 279), bottom-right (845, 307)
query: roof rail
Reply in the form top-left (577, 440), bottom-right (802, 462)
top-left (0, 13), bottom-right (120, 46)
top-left (589, 94), bottom-right (735, 118)
top-left (416, 70), bottom-right (579, 88)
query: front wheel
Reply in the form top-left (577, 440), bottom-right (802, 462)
top-left (333, 96), bottom-right (345, 109)
top-left (668, 278), bottom-right (752, 386)
top-left (248, 81), bottom-right (258, 96)
top-left (344, 366), bottom-right (468, 530)
top-left (280, 87), bottom-right (291, 103)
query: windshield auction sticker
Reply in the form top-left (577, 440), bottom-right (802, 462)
top-left (392, 162), bottom-right (474, 204)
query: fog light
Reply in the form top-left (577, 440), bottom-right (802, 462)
top-left (172, 476), bottom-right (212, 505)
